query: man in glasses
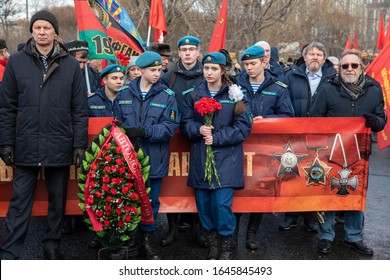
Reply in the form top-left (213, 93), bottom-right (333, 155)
top-left (280, 42), bottom-right (337, 233)
top-left (160, 36), bottom-right (206, 248)
top-left (310, 49), bottom-right (386, 255)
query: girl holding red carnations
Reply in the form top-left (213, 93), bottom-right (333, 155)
top-left (181, 52), bottom-right (252, 260)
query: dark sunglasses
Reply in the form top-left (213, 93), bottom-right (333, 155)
top-left (341, 63), bottom-right (360, 70)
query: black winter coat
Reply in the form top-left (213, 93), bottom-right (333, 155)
top-left (310, 75), bottom-right (387, 132)
top-left (0, 38), bottom-right (88, 166)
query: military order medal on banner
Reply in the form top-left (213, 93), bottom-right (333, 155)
top-left (302, 135), bottom-right (331, 186)
top-left (272, 141), bottom-right (307, 177)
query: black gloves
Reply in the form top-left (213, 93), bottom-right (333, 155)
top-left (0, 146), bottom-right (14, 165)
top-left (363, 114), bottom-right (378, 128)
top-left (125, 128), bottom-right (146, 139)
top-left (73, 148), bottom-right (85, 168)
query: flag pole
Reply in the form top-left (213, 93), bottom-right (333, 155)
top-left (147, 26), bottom-right (151, 47)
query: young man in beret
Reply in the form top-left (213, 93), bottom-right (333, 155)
top-left (0, 38), bottom-right (10, 84)
top-left (235, 45), bottom-right (294, 250)
top-left (159, 35), bottom-right (207, 248)
top-left (0, 10), bottom-right (88, 260)
top-left (116, 51), bottom-right (179, 259)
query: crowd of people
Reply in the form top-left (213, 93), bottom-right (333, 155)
top-left (0, 9), bottom-right (386, 260)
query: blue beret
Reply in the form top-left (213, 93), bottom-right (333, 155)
top-left (100, 64), bottom-right (124, 78)
top-left (241, 45), bottom-right (265, 61)
top-left (202, 52), bottom-right (227, 65)
top-left (177, 36), bottom-right (200, 48)
top-left (135, 51), bottom-right (162, 68)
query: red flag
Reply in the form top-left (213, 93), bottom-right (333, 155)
top-left (376, 15), bottom-right (385, 50)
top-left (385, 19), bottom-right (390, 47)
top-left (208, 0), bottom-right (228, 52)
top-left (149, 0), bottom-right (167, 43)
top-left (366, 42), bottom-right (390, 150)
top-left (344, 36), bottom-right (351, 50)
top-left (353, 33), bottom-right (358, 50)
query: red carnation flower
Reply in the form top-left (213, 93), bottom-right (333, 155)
top-left (126, 182), bottom-right (133, 189)
top-left (89, 180), bottom-right (96, 188)
top-left (105, 205), bottom-right (111, 211)
top-left (116, 198), bottom-right (122, 204)
top-left (87, 196), bottom-right (94, 205)
top-left (123, 206), bottom-right (131, 211)
top-left (116, 147), bottom-right (122, 154)
top-left (129, 207), bottom-right (137, 214)
top-left (95, 191), bottom-right (102, 197)
top-left (104, 166), bottom-right (111, 173)
top-left (103, 176), bottom-right (110, 183)
top-left (104, 144), bottom-right (110, 150)
top-left (106, 196), bottom-right (112, 203)
top-left (102, 185), bottom-right (109, 192)
top-left (125, 215), bottom-right (131, 223)
top-left (96, 210), bottom-right (103, 217)
top-left (121, 186), bottom-right (129, 194)
top-left (116, 159), bottom-right (123, 166)
top-left (118, 220), bottom-right (124, 228)
top-left (105, 155), bottom-right (112, 162)
top-left (103, 220), bottom-right (110, 227)
top-left (119, 167), bottom-right (126, 174)
top-left (110, 188), bottom-right (117, 195)
top-left (111, 165), bottom-right (119, 172)
top-left (116, 208), bottom-right (122, 215)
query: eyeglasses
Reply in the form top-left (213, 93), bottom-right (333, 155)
top-left (341, 63), bottom-right (360, 70)
top-left (179, 47), bottom-right (198, 52)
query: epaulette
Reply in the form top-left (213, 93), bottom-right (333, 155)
top-left (164, 88), bottom-right (175, 95)
top-left (117, 85), bottom-right (129, 92)
top-left (88, 93), bottom-right (96, 98)
top-left (275, 81), bottom-right (288, 88)
top-left (182, 87), bottom-right (194, 95)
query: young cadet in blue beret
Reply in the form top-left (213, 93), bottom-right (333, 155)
top-left (115, 51), bottom-right (179, 260)
top-left (235, 45), bottom-right (294, 251)
top-left (87, 64), bottom-right (125, 117)
top-left (159, 35), bottom-right (206, 249)
top-left (181, 52), bottom-right (253, 260)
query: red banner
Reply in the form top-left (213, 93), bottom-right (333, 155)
top-left (149, 0), bottom-right (167, 43)
top-left (208, 0), bottom-right (228, 52)
top-left (365, 42), bottom-right (390, 150)
top-left (0, 117), bottom-right (370, 216)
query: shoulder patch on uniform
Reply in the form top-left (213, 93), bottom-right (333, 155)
top-left (164, 88), bottom-right (175, 95)
top-left (182, 87), bottom-right (194, 95)
top-left (275, 81), bottom-right (288, 88)
top-left (167, 107), bottom-right (179, 123)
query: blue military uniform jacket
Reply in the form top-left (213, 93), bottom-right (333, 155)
top-left (115, 78), bottom-right (179, 178)
top-left (236, 70), bottom-right (294, 118)
top-left (88, 86), bottom-right (120, 117)
top-left (181, 80), bottom-right (253, 189)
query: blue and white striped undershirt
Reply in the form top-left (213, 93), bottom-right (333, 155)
top-left (209, 90), bottom-right (218, 98)
top-left (251, 83), bottom-right (262, 93)
top-left (141, 91), bottom-right (148, 100)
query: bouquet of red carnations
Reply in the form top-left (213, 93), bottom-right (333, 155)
top-left (194, 97), bottom-right (222, 187)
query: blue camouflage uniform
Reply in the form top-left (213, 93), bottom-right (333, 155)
top-left (115, 78), bottom-right (179, 231)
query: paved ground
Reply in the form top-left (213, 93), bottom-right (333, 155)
top-left (1, 143), bottom-right (389, 260)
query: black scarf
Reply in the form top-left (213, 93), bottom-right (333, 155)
top-left (340, 74), bottom-right (365, 99)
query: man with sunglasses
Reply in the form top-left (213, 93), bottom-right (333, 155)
top-left (310, 49), bottom-right (386, 255)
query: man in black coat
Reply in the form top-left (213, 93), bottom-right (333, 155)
top-left (0, 10), bottom-right (88, 260)
top-left (311, 49), bottom-right (386, 255)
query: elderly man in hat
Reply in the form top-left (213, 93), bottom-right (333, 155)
top-left (65, 40), bottom-right (101, 95)
top-left (0, 10), bottom-right (88, 260)
top-left (0, 38), bottom-right (10, 83)
top-left (115, 51), bottom-right (179, 259)
top-left (146, 43), bottom-right (172, 73)
top-left (159, 35), bottom-right (207, 248)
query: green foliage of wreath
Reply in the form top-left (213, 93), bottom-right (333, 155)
top-left (77, 124), bottom-right (150, 247)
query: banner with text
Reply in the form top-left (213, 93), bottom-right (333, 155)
top-left (0, 118), bottom-right (370, 216)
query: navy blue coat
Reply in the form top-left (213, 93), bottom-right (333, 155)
top-left (161, 60), bottom-right (203, 112)
top-left (235, 70), bottom-right (294, 118)
top-left (0, 38), bottom-right (88, 166)
top-left (115, 78), bottom-right (179, 178)
top-left (181, 80), bottom-right (253, 189)
top-left (88, 86), bottom-right (119, 117)
top-left (310, 75), bottom-right (387, 132)
top-left (284, 59), bottom-right (336, 117)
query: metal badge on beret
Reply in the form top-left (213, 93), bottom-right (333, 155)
top-left (207, 56), bottom-right (211, 61)
top-left (116, 66), bottom-right (121, 71)
top-left (330, 165), bottom-right (358, 196)
top-left (185, 39), bottom-right (190, 44)
top-left (272, 141), bottom-right (308, 177)
top-left (155, 60), bottom-right (159, 66)
top-left (302, 157), bottom-right (332, 186)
